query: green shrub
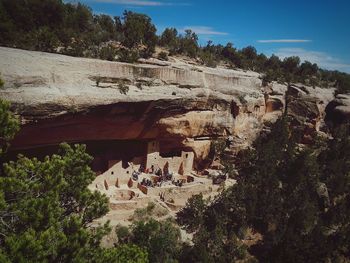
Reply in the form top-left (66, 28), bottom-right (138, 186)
top-left (108, 244), bottom-right (149, 263)
top-left (0, 98), bottom-right (20, 156)
top-left (158, 51), bottom-right (168, 61)
top-left (65, 39), bottom-right (85, 57)
top-left (35, 27), bottom-right (60, 52)
top-left (116, 225), bottom-right (130, 244)
top-left (262, 69), bottom-right (275, 86)
top-left (99, 46), bottom-right (117, 61)
top-left (200, 51), bottom-right (217, 68)
top-left (118, 49), bottom-right (140, 63)
top-left (146, 202), bottom-right (155, 213)
top-left (130, 219), bottom-right (181, 263)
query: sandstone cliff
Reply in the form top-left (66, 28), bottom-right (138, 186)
top-left (0, 47), bottom-right (336, 167)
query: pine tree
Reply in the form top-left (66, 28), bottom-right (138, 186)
top-left (0, 98), bottom-right (20, 156)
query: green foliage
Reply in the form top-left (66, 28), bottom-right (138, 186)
top-left (121, 11), bottom-right (157, 53)
top-left (0, 0), bottom-right (87, 51)
top-left (117, 48), bottom-right (140, 63)
top-left (261, 70), bottom-right (275, 86)
top-left (132, 203), bottom-right (154, 222)
top-left (0, 143), bottom-right (113, 262)
top-left (282, 56), bottom-right (301, 83)
top-left (159, 27), bottom-right (182, 56)
top-left (93, 14), bottom-right (119, 42)
top-left (180, 29), bottom-right (199, 58)
top-left (0, 2), bottom-right (156, 60)
top-left (0, 101), bottom-right (149, 262)
top-left (159, 28), bottom-right (178, 48)
top-left (64, 38), bottom-right (86, 57)
top-left (178, 117), bottom-right (350, 262)
top-left (199, 50), bottom-right (217, 67)
top-left (101, 244), bottom-right (149, 263)
top-left (159, 28), bottom-right (199, 57)
top-left (283, 56), bottom-right (301, 74)
top-left (115, 225), bottom-right (130, 244)
top-left (208, 138), bottom-right (237, 179)
top-left (130, 219), bottom-right (181, 263)
top-left (177, 183), bottom-right (250, 262)
top-left (114, 244), bottom-right (149, 263)
top-left (299, 61), bottom-right (318, 77)
top-left (26, 26), bottom-right (60, 52)
top-left (221, 42), bottom-right (240, 66)
top-left (116, 203), bottom-right (181, 263)
top-left (334, 72), bottom-right (350, 94)
top-left (157, 51), bottom-right (168, 61)
top-left (210, 138), bottom-right (227, 158)
top-left (0, 99), bottom-right (20, 156)
top-left (99, 45), bottom-right (117, 61)
top-left (131, 202), bottom-right (168, 222)
top-left (240, 46), bottom-right (258, 70)
top-left (176, 194), bottom-right (206, 233)
top-left (245, 123), bottom-right (350, 262)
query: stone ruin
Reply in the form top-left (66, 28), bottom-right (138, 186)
top-left (88, 140), bottom-right (220, 213)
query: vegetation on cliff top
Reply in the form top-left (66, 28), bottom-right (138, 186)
top-left (0, 0), bottom-right (349, 93)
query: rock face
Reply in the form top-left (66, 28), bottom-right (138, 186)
top-left (325, 94), bottom-right (350, 126)
top-left (0, 47), bottom-right (335, 168)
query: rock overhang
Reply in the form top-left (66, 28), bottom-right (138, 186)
top-left (0, 47), bottom-right (337, 166)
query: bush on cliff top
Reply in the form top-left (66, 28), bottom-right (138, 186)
top-left (1, 0), bottom-right (349, 93)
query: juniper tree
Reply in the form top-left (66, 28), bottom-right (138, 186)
top-left (0, 98), bottom-right (19, 156)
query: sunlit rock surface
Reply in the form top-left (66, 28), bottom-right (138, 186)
top-left (0, 47), bottom-right (335, 165)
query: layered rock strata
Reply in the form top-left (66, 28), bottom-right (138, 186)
top-left (0, 47), bottom-right (335, 167)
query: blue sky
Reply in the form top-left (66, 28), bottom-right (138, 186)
top-left (75, 0), bottom-right (350, 73)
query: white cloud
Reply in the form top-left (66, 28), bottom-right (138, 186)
top-left (180, 26), bottom-right (228, 36)
top-left (258, 39), bottom-right (312, 43)
top-left (89, 0), bottom-right (189, 6)
top-left (274, 48), bottom-right (350, 73)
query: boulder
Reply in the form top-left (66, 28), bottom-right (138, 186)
top-left (325, 94), bottom-right (350, 125)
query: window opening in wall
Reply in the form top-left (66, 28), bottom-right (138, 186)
top-left (122, 159), bottom-right (129, 169)
top-left (160, 150), bottom-right (181, 158)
